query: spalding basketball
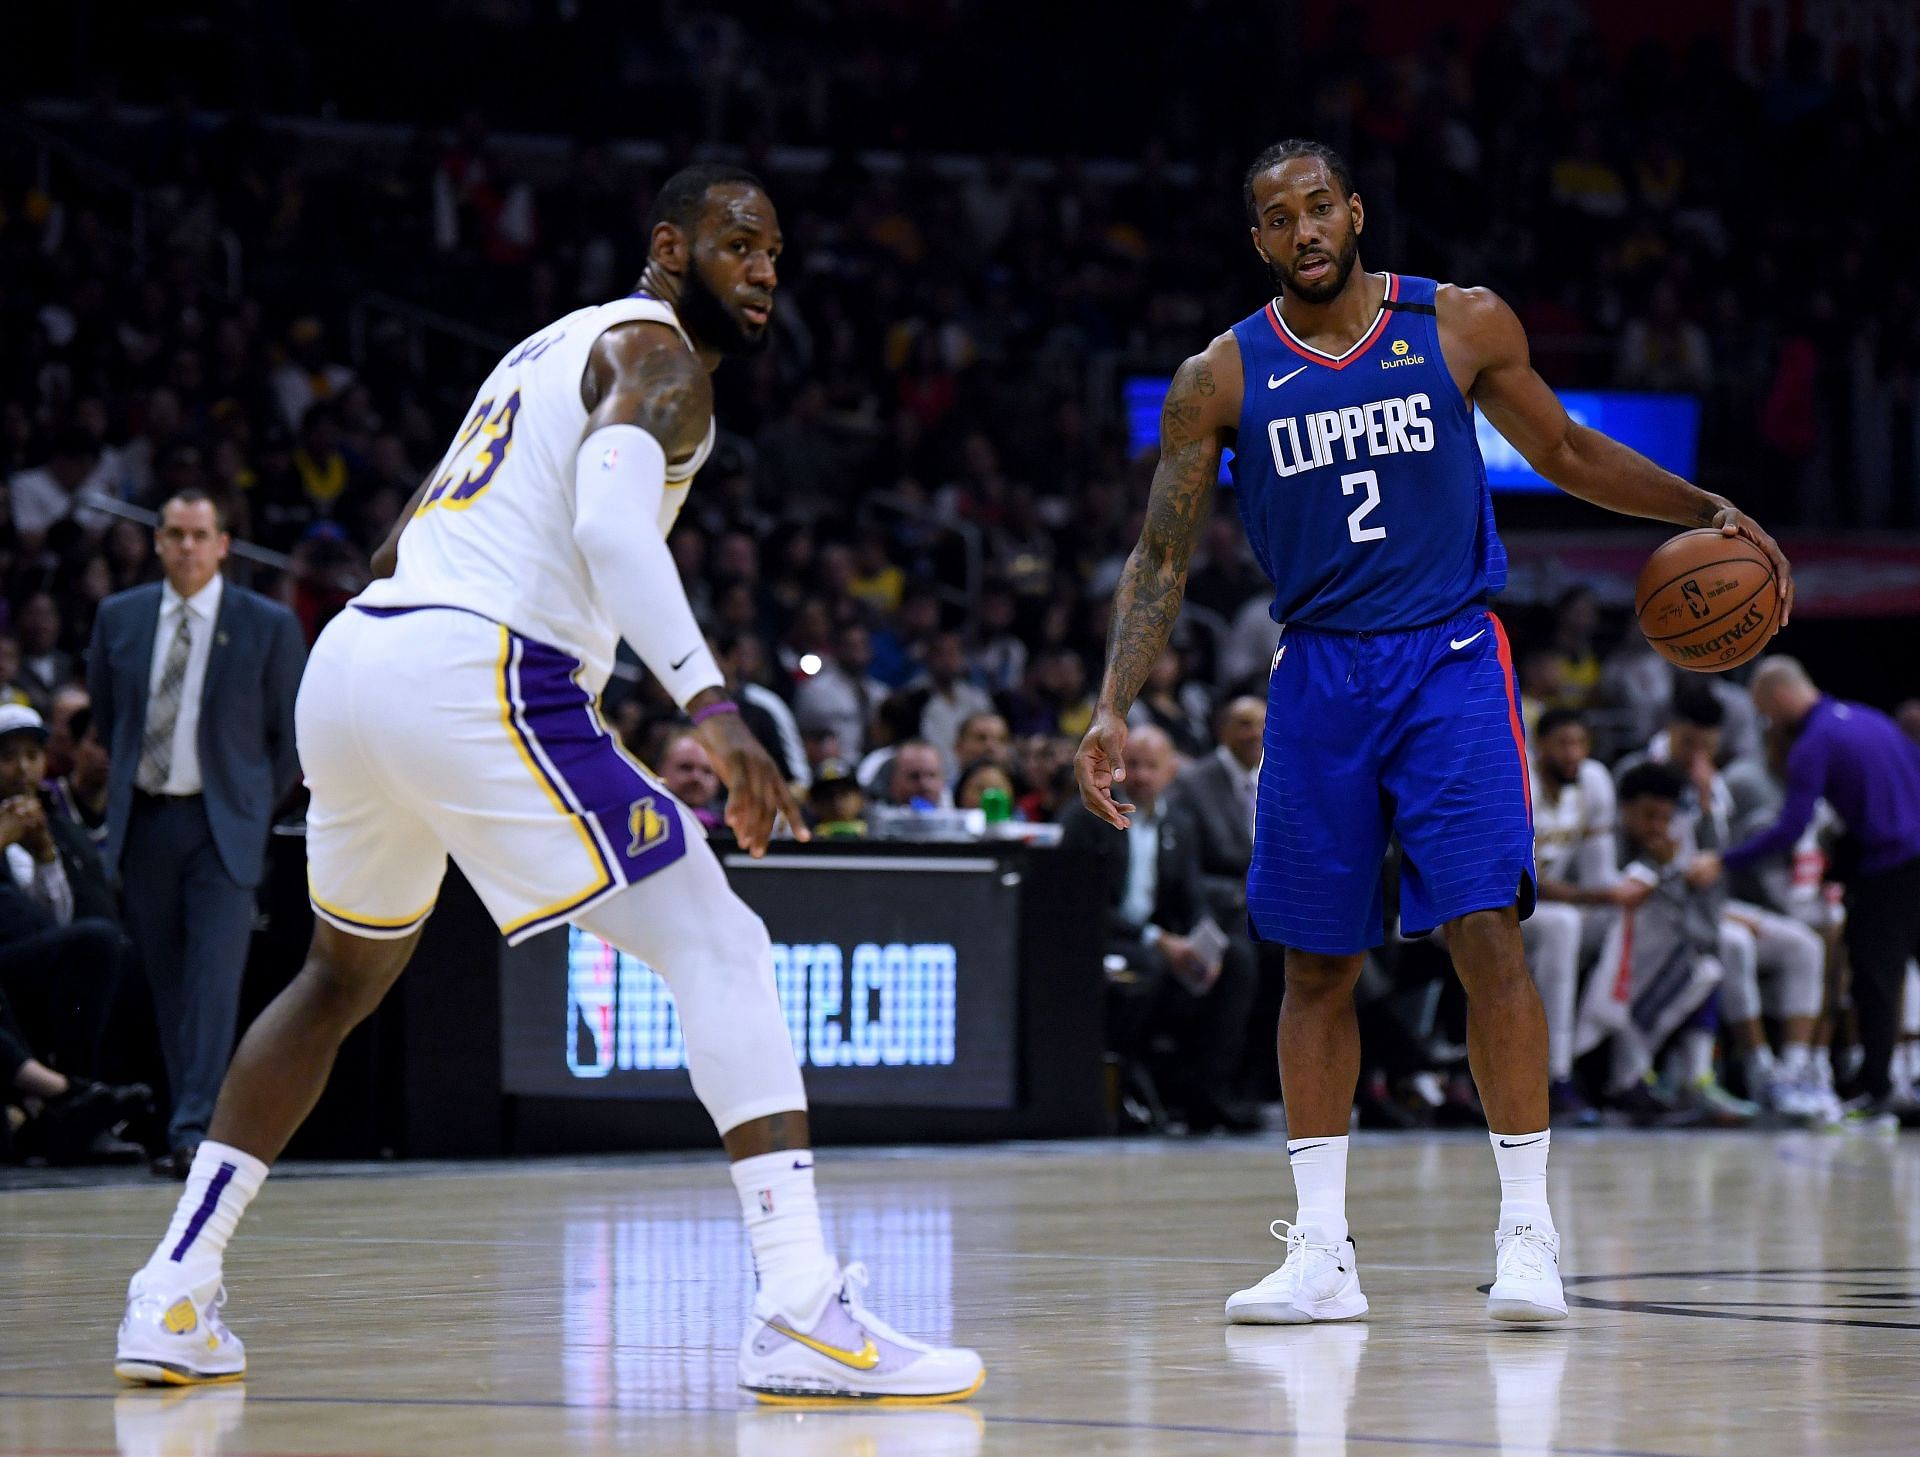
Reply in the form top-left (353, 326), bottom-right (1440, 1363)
top-left (1634, 528), bottom-right (1780, 673)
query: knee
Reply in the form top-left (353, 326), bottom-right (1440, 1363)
top-left (1446, 909), bottom-right (1532, 988)
top-left (294, 953), bottom-right (391, 1027)
top-left (1282, 950), bottom-right (1363, 1000)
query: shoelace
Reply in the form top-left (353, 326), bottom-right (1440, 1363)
top-left (1498, 1228), bottom-right (1555, 1282)
top-left (1264, 1220), bottom-right (1348, 1282)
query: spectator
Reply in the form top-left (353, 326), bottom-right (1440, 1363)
top-left (1897, 699), bottom-right (1920, 746)
top-left (88, 488), bottom-right (306, 1178)
top-left (1128, 645), bottom-right (1210, 759)
top-left (916, 630), bottom-right (994, 773)
top-left (1616, 279), bottom-right (1712, 392)
top-left (45, 685), bottom-right (92, 779)
top-left (9, 430), bottom-right (112, 542)
top-left (806, 760), bottom-right (867, 840)
top-left (46, 706), bottom-right (110, 849)
top-left (1729, 658), bottom-right (1920, 1114)
top-left (654, 728), bottom-right (724, 834)
top-left (0, 704), bottom-right (145, 1162)
top-left (952, 711), bottom-right (1013, 773)
top-left (1170, 696), bottom-right (1262, 929)
top-left (13, 594), bottom-right (74, 714)
top-left (954, 759), bottom-right (1017, 814)
top-left (883, 740), bottom-right (950, 810)
top-left (270, 317), bottom-right (357, 432)
top-left (1548, 586), bottom-right (1602, 707)
top-left (1058, 725), bottom-right (1258, 1135)
top-left (792, 623), bottom-right (886, 761)
top-left (715, 632), bottom-right (810, 789)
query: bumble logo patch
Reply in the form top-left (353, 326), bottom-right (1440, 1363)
top-left (1392, 338), bottom-right (1410, 356)
top-left (627, 797), bottom-right (669, 857)
top-left (163, 1299), bottom-right (198, 1336)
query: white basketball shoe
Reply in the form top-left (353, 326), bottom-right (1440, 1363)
top-left (1225, 1221), bottom-right (1368, 1324)
top-left (1487, 1220), bottom-right (1567, 1323)
top-left (115, 1268), bottom-right (246, 1385)
top-left (738, 1264), bottom-right (985, 1405)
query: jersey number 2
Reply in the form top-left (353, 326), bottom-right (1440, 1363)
top-left (419, 391), bottom-right (521, 516)
top-left (1342, 469), bottom-right (1386, 544)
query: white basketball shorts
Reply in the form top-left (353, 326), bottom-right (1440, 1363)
top-left (298, 604), bottom-right (690, 944)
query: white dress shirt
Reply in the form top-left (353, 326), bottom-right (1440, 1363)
top-left (147, 574), bottom-right (223, 795)
top-left (1121, 803), bottom-right (1164, 933)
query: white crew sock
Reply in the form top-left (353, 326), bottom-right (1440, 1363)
top-left (731, 1150), bottom-right (839, 1316)
top-left (1490, 1129), bottom-right (1554, 1231)
top-left (1286, 1135), bottom-right (1349, 1243)
top-left (141, 1141), bottom-right (269, 1286)
top-left (1777, 1042), bottom-right (1812, 1082)
top-left (1744, 1042), bottom-right (1779, 1091)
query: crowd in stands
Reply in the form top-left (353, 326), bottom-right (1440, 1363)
top-left (4, 9), bottom-right (1920, 1156)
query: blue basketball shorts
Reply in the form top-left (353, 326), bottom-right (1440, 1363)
top-left (1247, 608), bottom-right (1536, 955)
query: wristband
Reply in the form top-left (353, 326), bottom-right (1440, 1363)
top-left (690, 699), bottom-right (740, 726)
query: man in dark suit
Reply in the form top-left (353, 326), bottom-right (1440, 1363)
top-left (1170, 695), bottom-right (1265, 926)
top-left (88, 488), bottom-right (306, 1176)
top-left (1060, 724), bottom-right (1258, 1133)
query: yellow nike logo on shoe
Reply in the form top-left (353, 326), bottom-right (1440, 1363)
top-left (766, 1318), bottom-right (881, 1371)
top-left (162, 1300), bottom-right (198, 1336)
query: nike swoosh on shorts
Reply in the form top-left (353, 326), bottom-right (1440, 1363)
top-left (1450, 630), bottom-right (1487, 650)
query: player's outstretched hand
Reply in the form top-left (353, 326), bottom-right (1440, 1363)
top-left (1074, 711), bottom-right (1134, 830)
top-left (1711, 504), bottom-right (1794, 629)
top-left (697, 710), bottom-right (810, 857)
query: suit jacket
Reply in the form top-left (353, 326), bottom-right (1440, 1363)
top-left (1058, 799), bottom-right (1204, 943)
top-left (1169, 752), bottom-right (1256, 924)
top-left (0, 815), bottom-right (123, 945)
top-left (88, 579), bottom-right (306, 887)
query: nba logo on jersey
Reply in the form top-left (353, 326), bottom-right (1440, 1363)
top-left (628, 796), bottom-right (669, 856)
top-left (600, 444), bottom-right (621, 471)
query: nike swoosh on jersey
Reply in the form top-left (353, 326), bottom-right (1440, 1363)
top-left (765, 1319), bottom-right (882, 1370)
top-left (1268, 365), bottom-right (1309, 390)
top-left (1450, 630), bottom-right (1488, 650)
top-left (669, 646), bottom-right (700, 671)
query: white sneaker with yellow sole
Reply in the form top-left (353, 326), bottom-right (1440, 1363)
top-left (738, 1264), bottom-right (984, 1405)
top-left (114, 1269), bottom-right (246, 1386)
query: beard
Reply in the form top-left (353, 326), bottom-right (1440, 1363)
top-left (1271, 223), bottom-right (1361, 304)
top-left (677, 261), bottom-right (770, 358)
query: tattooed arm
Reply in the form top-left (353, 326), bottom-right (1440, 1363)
top-left (1074, 335), bottom-right (1241, 829)
top-left (1443, 284), bottom-right (1793, 625)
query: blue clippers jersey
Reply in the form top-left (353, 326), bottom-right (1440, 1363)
top-left (1227, 273), bottom-right (1507, 631)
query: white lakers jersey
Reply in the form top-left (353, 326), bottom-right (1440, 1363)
top-left (356, 294), bottom-right (715, 692)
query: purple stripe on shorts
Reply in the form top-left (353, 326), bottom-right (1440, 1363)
top-left (169, 1161), bottom-right (235, 1262)
top-left (511, 636), bottom-right (688, 883)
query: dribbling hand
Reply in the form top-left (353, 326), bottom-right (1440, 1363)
top-left (1710, 504), bottom-right (1794, 629)
top-left (1074, 711), bottom-right (1133, 830)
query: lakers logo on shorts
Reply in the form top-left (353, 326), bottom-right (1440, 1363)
top-left (628, 796), bottom-right (669, 857)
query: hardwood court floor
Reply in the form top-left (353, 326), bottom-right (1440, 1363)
top-left (4, 1130), bottom-right (1919, 1456)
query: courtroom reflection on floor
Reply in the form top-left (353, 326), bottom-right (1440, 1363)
top-left (114, 1385), bottom-right (245, 1457)
top-left (1225, 1324), bottom-right (1367, 1457)
top-left (1486, 1335), bottom-right (1567, 1457)
top-left (736, 1408), bottom-right (985, 1457)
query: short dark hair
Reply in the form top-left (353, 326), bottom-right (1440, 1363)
top-left (1670, 684), bottom-right (1725, 730)
top-left (68, 705), bottom-right (93, 742)
top-left (1535, 707), bottom-right (1587, 741)
top-left (1243, 139), bottom-right (1356, 225)
top-left (1619, 761), bottom-right (1686, 805)
top-left (160, 486), bottom-right (227, 534)
top-left (648, 163), bottom-right (766, 235)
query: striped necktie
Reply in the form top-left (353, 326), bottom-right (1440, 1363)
top-left (136, 608), bottom-right (194, 792)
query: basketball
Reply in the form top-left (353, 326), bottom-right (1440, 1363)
top-left (1634, 528), bottom-right (1780, 672)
